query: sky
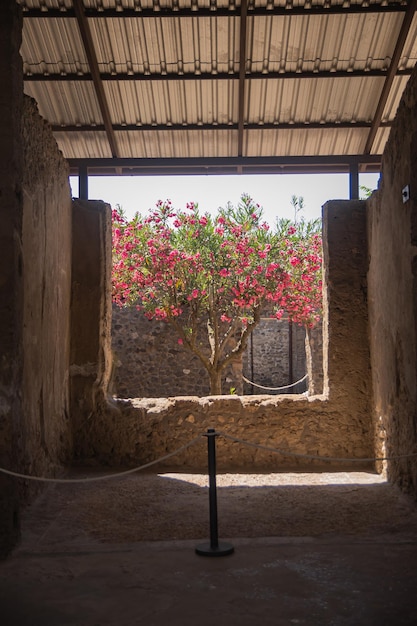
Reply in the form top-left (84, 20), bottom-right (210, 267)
top-left (69, 171), bottom-right (380, 225)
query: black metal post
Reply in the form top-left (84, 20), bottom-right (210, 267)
top-left (349, 160), bottom-right (359, 200)
top-left (195, 429), bottom-right (234, 557)
top-left (250, 331), bottom-right (254, 395)
top-left (79, 164), bottom-right (88, 200)
top-left (288, 319), bottom-right (293, 394)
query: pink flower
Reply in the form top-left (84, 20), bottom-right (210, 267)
top-left (178, 338), bottom-right (183, 345)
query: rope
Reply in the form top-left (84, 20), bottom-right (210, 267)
top-left (0, 430), bottom-right (416, 484)
top-left (0, 435), bottom-right (203, 484)
top-left (242, 373), bottom-right (308, 391)
top-left (217, 431), bottom-right (417, 463)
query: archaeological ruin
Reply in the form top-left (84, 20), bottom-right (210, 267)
top-left (1, 0), bottom-right (417, 561)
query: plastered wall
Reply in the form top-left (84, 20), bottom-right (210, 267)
top-left (21, 96), bottom-right (73, 479)
top-left (367, 65), bottom-right (417, 493)
top-left (0, 0), bottom-right (74, 556)
top-left (0, 0), bottom-right (23, 557)
top-left (70, 199), bottom-right (114, 458)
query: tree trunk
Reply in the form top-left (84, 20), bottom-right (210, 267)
top-left (208, 369), bottom-right (223, 395)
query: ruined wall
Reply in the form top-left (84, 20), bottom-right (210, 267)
top-left (89, 394), bottom-right (373, 473)
top-left (367, 65), bottom-right (417, 494)
top-left (88, 200), bottom-right (373, 472)
top-left (0, 0), bottom-right (74, 557)
top-left (21, 96), bottom-right (73, 478)
top-left (111, 308), bottom-right (315, 398)
top-left (242, 318), bottom-right (309, 395)
top-left (71, 200), bottom-right (113, 456)
top-left (0, 0), bottom-right (23, 557)
top-left (322, 199), bottom-right (372, 418)
top-left (111, 306), bottom-right (241, 397)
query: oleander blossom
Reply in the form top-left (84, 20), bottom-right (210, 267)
top-left (112, 195), bottom-right (322, 394)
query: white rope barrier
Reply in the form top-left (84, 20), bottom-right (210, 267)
top-left (0, 429), bottom-right (416, 484)
top-left (0, 435), bottom-right (203, 484)
top-left (217, 431), bottom-right (417, 463)
top-left (242, 373), bottom-right (308, 391)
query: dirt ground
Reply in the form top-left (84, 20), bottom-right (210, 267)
top-left (2, 470), bottom-right (417, 626)
top-left (21, 469), bottom-right (417, 548)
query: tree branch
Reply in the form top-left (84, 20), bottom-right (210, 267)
top-left (220, 305), bottom-right (262, 369)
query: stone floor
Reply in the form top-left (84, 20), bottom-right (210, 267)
top-left (1, 470), bottom-right (417, 625)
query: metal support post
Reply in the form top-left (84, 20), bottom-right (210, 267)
top-left (79, 164), bottom-right (89, 200)
top-left (195, 429), bottom-right (234, 557)
top-left (349, 160), bottom-right (359, 200)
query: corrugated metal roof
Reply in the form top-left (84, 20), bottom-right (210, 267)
top-left (18, 0), bottom-right (417, 174)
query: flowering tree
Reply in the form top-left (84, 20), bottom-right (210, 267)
top-left (112, 194), bottom-right (322, 395)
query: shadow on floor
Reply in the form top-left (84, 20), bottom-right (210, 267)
top-left (1, 471), bottom-right (417, 625)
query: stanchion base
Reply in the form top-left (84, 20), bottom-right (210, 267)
top-left (195, 541), bottom-right (234, 557)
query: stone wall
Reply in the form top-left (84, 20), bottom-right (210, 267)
top-left (21, 96), bottom-right (73, 479)
top-left (70, 200), bottom-right (113, 457)
top-left (0, 0), bottom-right (74, 557)
top-left (322, 199), bottom-right (372, 415)
top-left (242, 317), bottom-right (311, 395)
top-left (367, 65), bottom-right (417, 493)
top-left (87, 394), bottom-right (373, 473)
top-left (0, 0), bottom-right (23, 558)
top-left (3, 0), bottom-right (417, 560)
top-left (88, 200), bottom-right (373, 473)
top-left (111, 306), bottom-right (241, 397)
top-left (111, 308), bottom-right (314, 397)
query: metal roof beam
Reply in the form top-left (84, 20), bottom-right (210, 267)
top-left (52, 121), bottom-right (391, 132)
top-left (22, 4), bottom-right (408, 19)
top-left (72, 0), bottom-right (119, 158)
top-left (23, 68), bottom-right (413, 82)
top-left (364, 0), bottom-right (417, 154)
top-left (67, 155), bottom-right (382, 177)
top-left (68, 155), bottom-right (382, 168)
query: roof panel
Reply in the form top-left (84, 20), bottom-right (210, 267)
top-left (381, 74), bottom-right (412, 122)
top-left (246, 76), bottom-right (387, 124)
top-left (24, 81), bottom-right (102, 124)
top-left (245, 127), bottom-right (370, 157)
top-left (372, 126), bottom-right (391, 155)
top-left (53, 130), bottom-right (112, 158)
top-left (87, 15), bottom-right (240, 76)
top-left (103, 79), bottom-right (238, 124)
top-left (249, 12), bottom-right (405, 74)
top-left (400, 12), bottom-right (417, 69)
top-left (115, 129), bottom-right (238, 158)
top-left (22, 17), bottom-right (88, 75)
